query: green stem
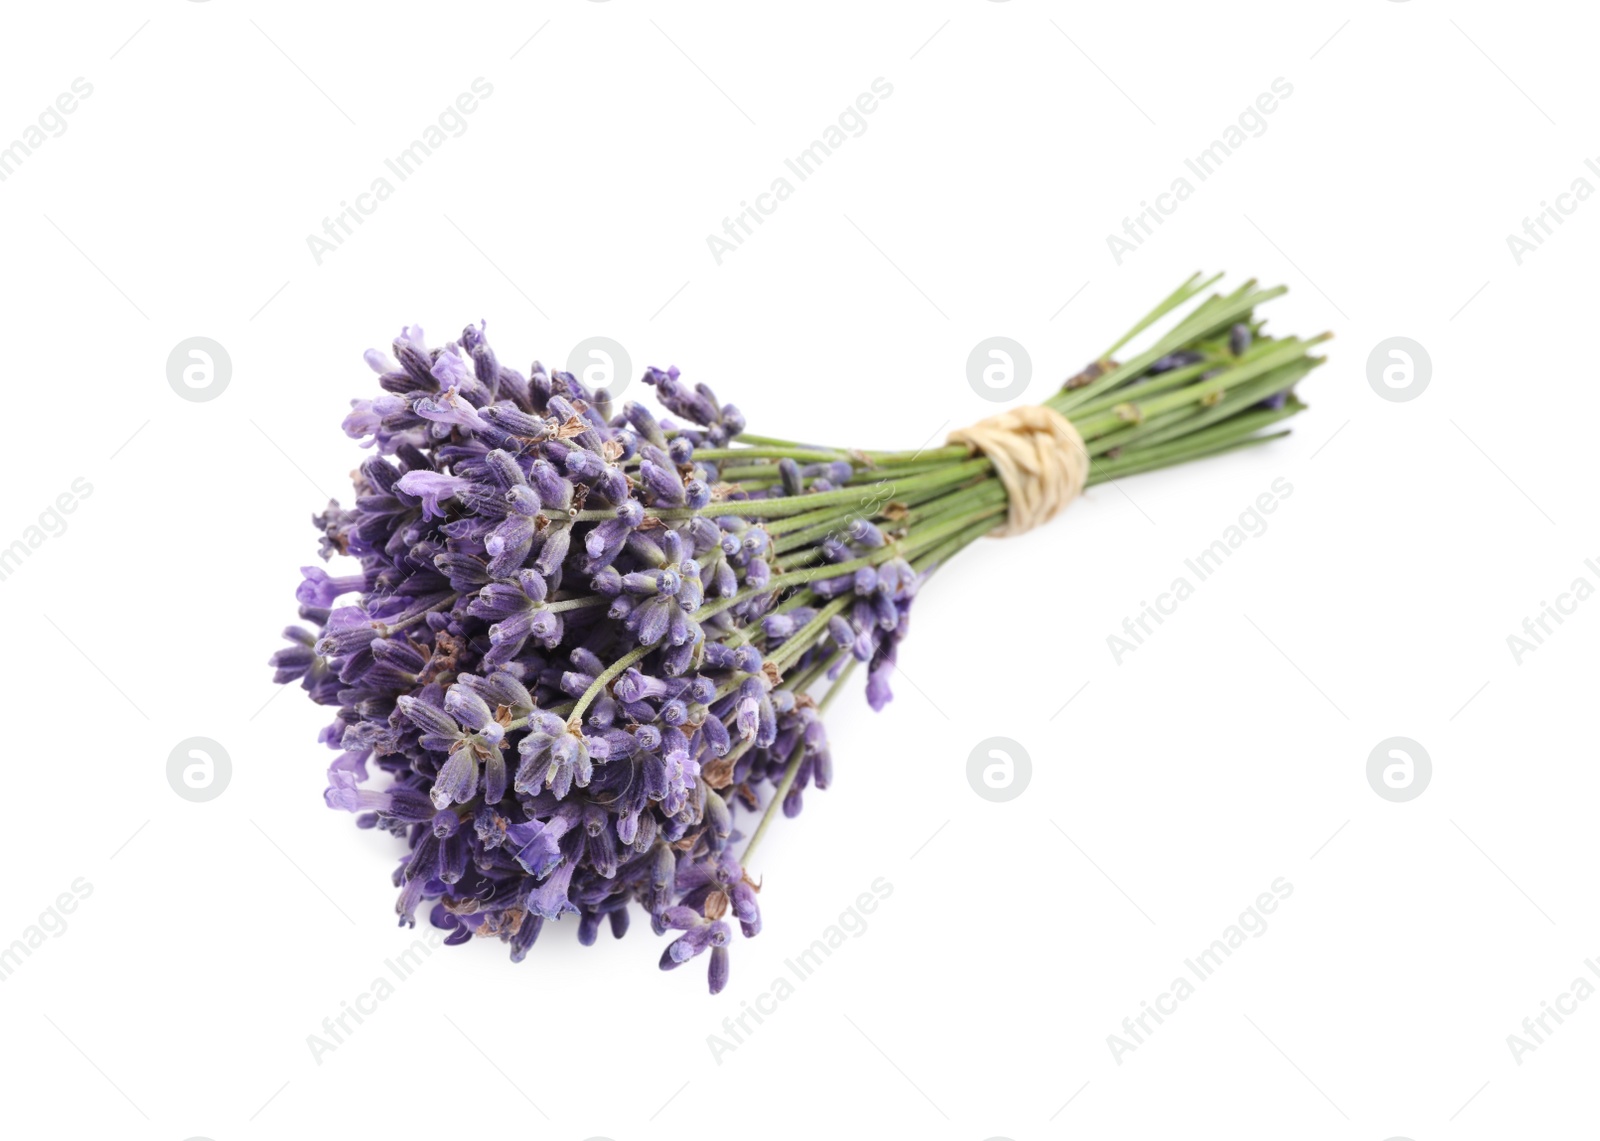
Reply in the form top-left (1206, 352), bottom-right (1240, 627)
top-left (547, 595), bottom-right (608, 613)
top-left (693, 445), bottom-right (851, 463)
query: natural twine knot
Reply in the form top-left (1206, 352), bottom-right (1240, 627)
top-left (947, 404), bottom-right (1088, 538)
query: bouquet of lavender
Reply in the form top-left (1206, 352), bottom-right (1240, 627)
top-left (271, 273), bottom-right (1326, 992)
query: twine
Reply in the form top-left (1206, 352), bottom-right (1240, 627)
top-left (947, 404), bottom-right (1088, 538)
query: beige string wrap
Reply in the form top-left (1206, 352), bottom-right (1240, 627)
top-left (946, 405), bottom-right (1089, 538)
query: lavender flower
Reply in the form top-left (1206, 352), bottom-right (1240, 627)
top-left (274, 279), bottom-right (1321, 992)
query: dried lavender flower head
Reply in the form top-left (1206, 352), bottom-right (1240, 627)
top-left (273, 323), bottom-right (916, 993)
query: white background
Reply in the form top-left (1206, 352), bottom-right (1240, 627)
top-left (1, 1), bottom-right (1595, 1138)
